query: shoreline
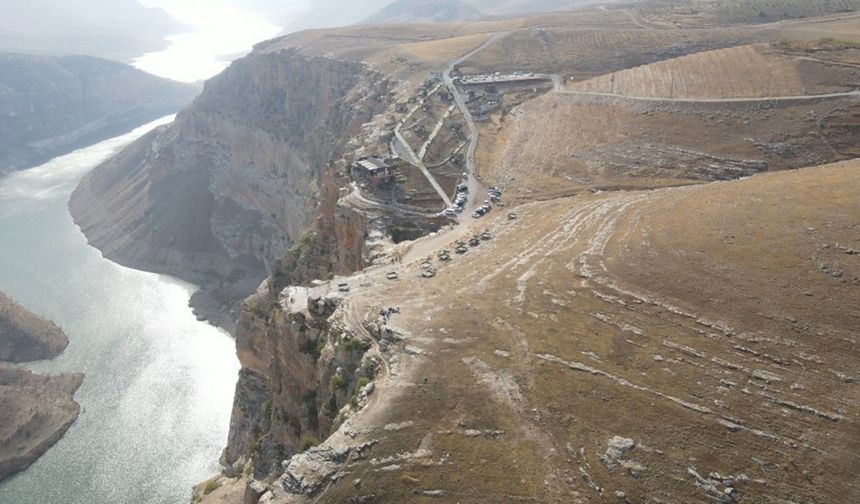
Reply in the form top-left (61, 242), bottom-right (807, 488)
top-left (0, 294), bottom-right (84, 484)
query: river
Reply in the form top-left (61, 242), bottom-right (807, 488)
top-left (0, 117), bottom-right (240, 504)
top-left (133, 0), bottom-right (285, 82)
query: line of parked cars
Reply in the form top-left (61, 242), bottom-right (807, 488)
top-left (438, 183), bottom-right (470, 218)
top-left (472, 187), bottom-right (502, 219)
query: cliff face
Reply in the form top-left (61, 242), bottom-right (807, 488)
top-left (224, 278), bottom-right (377, 476)
top-left (0, 291), bottom-right (83, 483)
top-left (222, 166), bottom-right (378, 474)
top-left (0, 54), bottom-right (197, 173)
top-left (70, 49), bottom-right (391, 329)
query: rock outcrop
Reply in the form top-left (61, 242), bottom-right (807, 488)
top-left (70, 48), bottom-right (390, 330)
top-left (223, 277), bottom-right (379, 478)
top-left (0, 54), bottom-right (197, 173)
top-left (0, 291), bottom-right (68, 363)
top-left (0, 292), bottom-right (83, 483)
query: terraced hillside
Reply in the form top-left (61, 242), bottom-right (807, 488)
top-left (639, 0), bottom-right (860, 25)
top-left (566, 44), bottom-right (809, 98)
top-left (476, 92), bottom-right (860, 199)
top-left (460, 27), bottom-right (759, 81)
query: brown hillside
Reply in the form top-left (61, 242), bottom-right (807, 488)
top-left (307, 159), bottom-right (860, 503)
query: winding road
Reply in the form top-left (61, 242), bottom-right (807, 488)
top-left (442, 33), bottom-right (508, 215)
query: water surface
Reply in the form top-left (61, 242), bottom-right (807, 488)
top-left (134, 0), bottom-right (284, 82)
top-left (0, 117), bottom-right (239, 504)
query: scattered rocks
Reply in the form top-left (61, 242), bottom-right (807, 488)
top-left (688, 467), bottom-right (743, 503)
top-left (420, 262), bottom-right (437, 278)
top-left (280, 446), bottom-right (351, 495)
top-left (601, 436), bottom-right (647, 478)
top-left (384, 421), bottom-right (414, 431)
top-left (244, 479), bottom-right (268, 504)
top-left (605, 437), bottom-right (634, 460)
top-left (404, 345), bottom-right (424, 356)
top-left (463, 429), bottom-right (504, 438)
top-left (834, 370), bottom-right (858, 384)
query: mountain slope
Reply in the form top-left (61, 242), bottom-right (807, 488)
top-left (69, 49), bottom-right (390, 330)
top-left (366, 0), bottom-right (482, 23)
top-left (241, 159), bottom-right (860, 503)
top-left (0, 54), bottom-right (198, 173)
top-left (0, 0), bottom-right (184, 62)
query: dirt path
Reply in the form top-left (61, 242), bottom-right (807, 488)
top-left (443, 34), bottom-right (508, 213)
top-left (559, 88), bottom-right (860, 103)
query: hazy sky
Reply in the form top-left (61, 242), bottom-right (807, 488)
top-left (133, 0), bottom-right (299, 82)
top-left (131, 0), bottom-right (392, 82)
top-left (139, 0), bottom-right (308, 27)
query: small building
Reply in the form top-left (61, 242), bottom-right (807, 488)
top-left (352, 156), bottom-right (397, 188)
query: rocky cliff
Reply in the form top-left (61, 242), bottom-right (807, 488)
top-left (223, 276), bottom-right (379, 477)
top-left (0, 54), bottom-right (197, 173)
top-left (70, 48), bottom-right (391, 330)
top-left (0, 291), bottom-right (68, 363)
top-left (0, 292), bottom-right (83, 483)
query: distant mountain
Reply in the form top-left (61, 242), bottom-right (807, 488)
top-left (365, 0), bottom-right (483, 23)
top-left (0, 0), bottom-right (185, 62)
top-left (0, 54), bottom-right (198, 173)
top-left (468, 0), bottom-right (602, 16)
top-left (283, 0), bottom-right (393, 33)
top-left (283, 0), bottom-right (600, 32)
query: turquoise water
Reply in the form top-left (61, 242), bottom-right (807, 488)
top-left (0, 117), bottom-right (239, 504)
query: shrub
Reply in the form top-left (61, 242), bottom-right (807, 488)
top-left (301, 436), bottom-right (319, 452)
top-left (330, 374), bottom-right (346, 391)
top-left (343, 338), bottom-right (372, 353)
top-left (356, 377), bottom-right (371, 390)
top-left (203, 480), bottom-right (220, 495)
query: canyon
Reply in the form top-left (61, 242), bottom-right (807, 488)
top-left (67, 1), bottom-right (860, 503)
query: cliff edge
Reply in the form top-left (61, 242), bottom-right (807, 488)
top-left (70, 48), bottom-right (390, 331)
